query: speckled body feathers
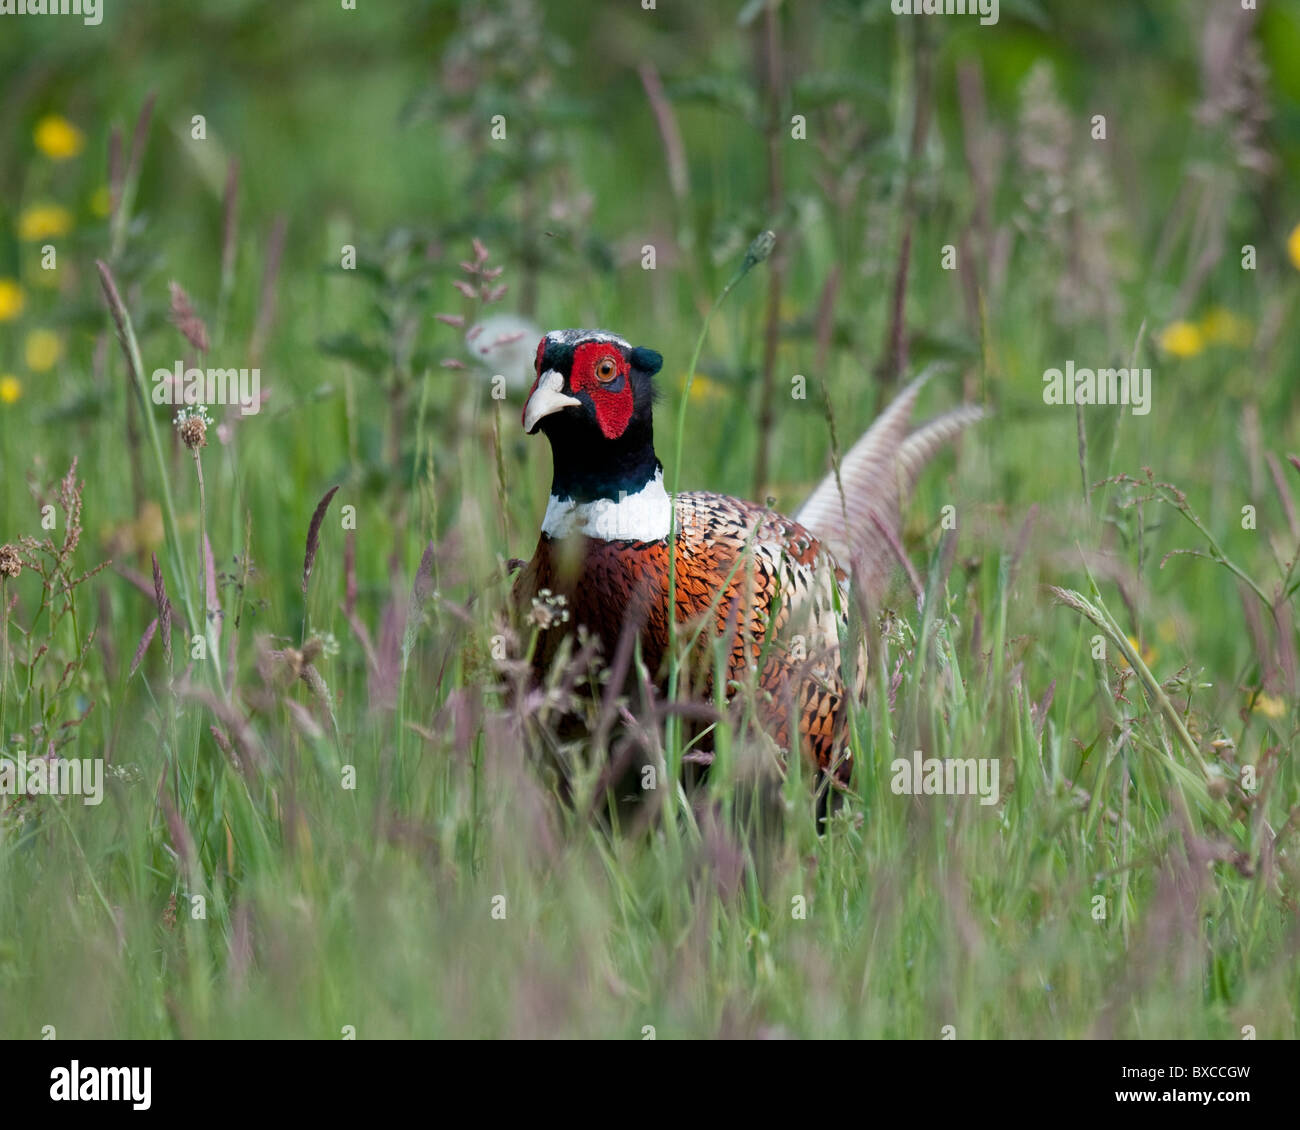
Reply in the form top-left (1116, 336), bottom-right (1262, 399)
top-left (514, 490), bottom-right (858, 782)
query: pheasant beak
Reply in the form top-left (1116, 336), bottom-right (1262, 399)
top-left (523, 370), bottom-right (581, 434)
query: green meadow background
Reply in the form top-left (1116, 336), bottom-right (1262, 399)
top-left (1, 0), bottom-right (1299, 1037)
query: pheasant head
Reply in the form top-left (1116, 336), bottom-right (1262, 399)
top-left (523, 329), bottom-right (662, 441)
top-left (522, 329), bottom-right (670, 541)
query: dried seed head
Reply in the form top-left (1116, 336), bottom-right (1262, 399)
top-left (0, 544), bottom-right (21, 579)
top-left (178, 416), bottom-right (206, 449)
top-left (528, 588), bottom-right (570, 630)
top-left (175, 405), bottom-right (212, 450)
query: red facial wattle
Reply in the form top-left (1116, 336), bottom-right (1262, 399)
top-left (569, 341), bottom-right (633, 440)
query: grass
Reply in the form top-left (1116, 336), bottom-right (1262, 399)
top-left (1, 0), bottom-right (1299, 1039)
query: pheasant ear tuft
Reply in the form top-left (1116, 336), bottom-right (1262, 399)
top-left (630, 346), bottom-right (663, 377)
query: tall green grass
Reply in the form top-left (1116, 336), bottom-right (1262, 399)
top-left (1, 0), bottom-right (1298, 1038)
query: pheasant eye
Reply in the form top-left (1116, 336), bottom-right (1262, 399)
top-left (595, 357), bottom-right (618, 383)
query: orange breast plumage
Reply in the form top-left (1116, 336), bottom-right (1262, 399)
top-left (513, 490), bottom-right (856, 783)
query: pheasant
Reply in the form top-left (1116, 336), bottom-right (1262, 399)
top-left (512, 327), bottom-right (979, 795)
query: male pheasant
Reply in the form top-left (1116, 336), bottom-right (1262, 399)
top-left (512, 328), bottom-right (979, 794)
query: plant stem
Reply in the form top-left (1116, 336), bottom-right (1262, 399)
top-left (96, 262), bottom-right (199, 642)
top-left (665, 234), bottom-right (773, 824)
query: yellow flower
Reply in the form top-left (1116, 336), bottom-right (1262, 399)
top-left (1253, 693), bottom-right (1286, 720)
top-left (1118, 635), bottom-right (1157, 670)
top-left (89, 185), bottom-right (112, 218)
top-left (0, 375), bottom-right (21, 404)
top-left (0, 278), bottom-right (24, 321)
top-left (1157, 321), bottom-right (1204, 359)
top-left (682, 372), bottom-right (725, 404)
top-left (1288, 223), bottom-right (1300, 271)
top-left (1199, 307), bottom-right (1253, 349)
top-left (18, 204), bottom-right (74, 242)
top-left (24, 330), bottom-right (62, 372)
top-left (33, 115), bottom-right (85, 161)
